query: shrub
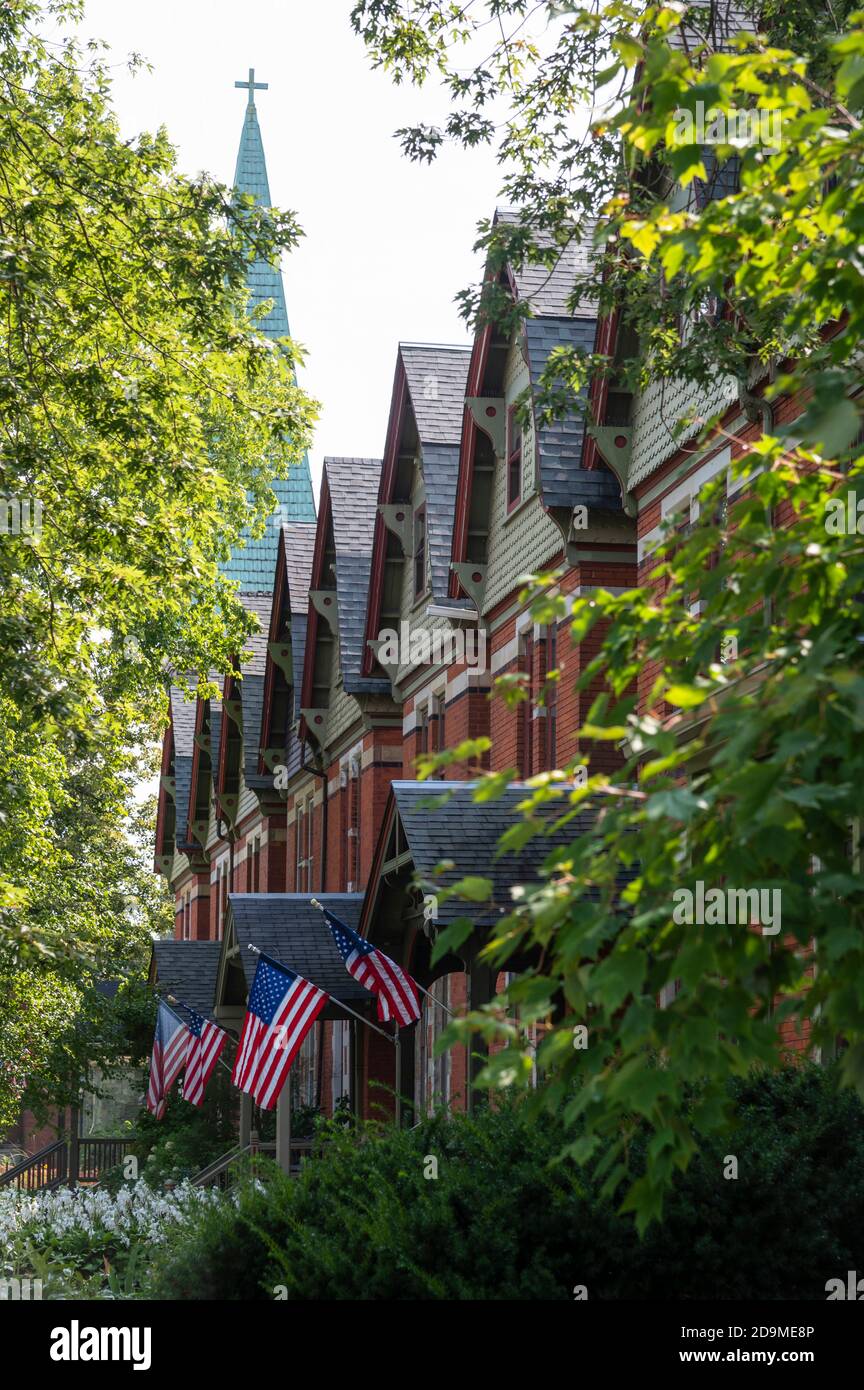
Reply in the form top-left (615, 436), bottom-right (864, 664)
top-left (145, 1065), bottom-right (864, 1301)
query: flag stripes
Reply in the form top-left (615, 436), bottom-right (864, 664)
top-left (232, 957), bottom-right (328, 1110)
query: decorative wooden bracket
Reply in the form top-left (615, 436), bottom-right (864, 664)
top-left (450, 562), bottom-right (487, 612)
top-left (261, 748), bottom-right (287, 773)
top-left (309, 589), bottom-right (339, 634)
top-left (190, 819), bottom-right (210, 850)
top-left (586, 426), bottom-right (637, 516)
top-left (366, 637), bottom-right (401, 685)
top-left (223, 696), bottom-right (243, 729)
top-left (466, 397), bottom-right (506, 457)
top-left (267, 640), bottom-right (293, 680)
top-left (216, 793), bottom-right (239, 832)
top-left (301, 708), bottom-right (328, 740)
top-left (193, 731), bottom-right (210, 753)
top-left (378, 504), bottom-right (413, 556)
top-left (159, 774), bottom-right (176, 799)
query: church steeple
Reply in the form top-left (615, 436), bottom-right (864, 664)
top-left (224, 70), bottom-right (316, 591)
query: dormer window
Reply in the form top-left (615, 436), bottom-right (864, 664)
top-left (413, 505), bottom-right (427, 598)
top-left (507, 407), bottom-right (522, 511)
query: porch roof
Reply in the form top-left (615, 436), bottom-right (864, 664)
top-left (226, 893), bottom-right (370, 1002)
top-left (149, 939), bottom-right (223, 1016)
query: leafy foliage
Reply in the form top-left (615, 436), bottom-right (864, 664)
top-left (146, 1069), bottom-right (864, 1300)
top-left (353, 0), bottom-right (864, 1226)
top-left (0, 2), bottom-right (315, 1126)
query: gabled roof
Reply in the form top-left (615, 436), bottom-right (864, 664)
top-left (221, 82), bottom-right (316, 590)
top-left (226, 894), bottom-right (369, 1000)
top-left (399, 344), bottom-right (471, 444)
top-left (217, 592), bottom-right (273, 796)
top-left (524, 318), bottom-right (622, 512)
top-left (392, 781), bottom-right (603, 925)
top-left (256, 522), bottom-right (317, 784)
top-left (362, 345), bottom-right (473, 676)
top-left (495, 208), bottom-right (598, 318)
top-left (150, 939), bottom-right (222, 1017)
top-left (167, 687), bottom-right (198, 849)
top-left (362, 780), bottom-right (635, 940)
top-left (323, 456), bottom-right (389, 694)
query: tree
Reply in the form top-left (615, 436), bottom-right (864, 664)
top-left (354, 0), bottom-right (864, 1226)
top-left (0, 1), bottom-right (314, 1122)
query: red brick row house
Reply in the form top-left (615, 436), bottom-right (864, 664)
top-left (151, 63), bottom-right (818, 1156)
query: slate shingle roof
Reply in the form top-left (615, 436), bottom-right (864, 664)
top-left (398, 344), bottom-right (472, 602)
top-left (169, 688), bottom-right (197, 757)
top-left (280, 522), bottom-right (317, 714)
top-left (151, 940), bottom-right (223, 1017)
top-left (222, 92), bottom-right (316, 591)
top-left (228, 894), bottom-right (369, 1000)
top-left (167, 688), bottom-right (198, 848)
top-left (400, 344), bottom-right (470, 445)
top-left (390, 781), bottom-right (633, 927)
top-left (524, 317), bottom-right (622, 512)
top-left (324, 457), bottom-right (391, 695)
top-left (234, 593), bottom-right (273, 783)
top-left (496, 208), bottom-right (598, 318)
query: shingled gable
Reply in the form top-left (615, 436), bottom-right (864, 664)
top-left (300, 457), bottom-right (389, 741)
top-left (256, 521), bottom-right (317, 786)
top-left (185, 678), bottom-right (224, 857)
top-left (154, 686), bottom-right (202, 873)
top-left (363, 343), bottom-right (473, 678)
top-left (356, 779), bottom-right (636, 1000)
top-left (214, 591), bottom-right (273, 827)
top-left (449, 209), bottom-right (628, 597)
top-left (215, 893), bottom-right (370, 1021)
top-left (361, 779), bottom-right (609, 935)
top-left (149, 939), bottom-right (223, 1017)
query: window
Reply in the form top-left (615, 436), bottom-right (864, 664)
top-left (507, 407), bottom-right (523, 511)
top-left (430, 691), bottom-right (444, 754)
top-left (413, 506), bottom-right (427, 598)
top-left (418, 693), bottom-right (444, 759)
top-left (295, 793), bottom-right (314, 892)
top-left (248, 834), bottom-right (261, 893)
top-left (346, 759), bottom-right (361, 892)
top-left (415, 976), bottom-right (453, 1116)
top-left (331, 1019), bottom-right (351, 1107)
top-left (518, 630), bottom-right (534, 778)
top-left (218, 861), bottom-right (229, 940)
top-left (541, 626), bottom-right (557, 772)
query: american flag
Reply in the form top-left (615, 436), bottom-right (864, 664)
top-left (232, 956), bottom-right (328, 1111)
top-left (146, 1003), bottom-right (189, 1119)
top-left (180, 1008), bottom-right (227, 1107)
top-left (323, 908), bottom-right (420, 1028)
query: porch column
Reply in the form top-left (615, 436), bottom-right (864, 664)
top-left (239, 1092), bottom-right (253, 1149)
top-left (276, 1078), bottom-right (292, 1174)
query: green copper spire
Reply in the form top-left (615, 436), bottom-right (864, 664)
top-left (224, 70), bottom-right (316, 591)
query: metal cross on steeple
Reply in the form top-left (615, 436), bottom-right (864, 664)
top-left (234, 68), bottom-right (268, 107)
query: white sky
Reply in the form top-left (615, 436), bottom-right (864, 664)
top-left (80, 0), bottom-right (508, 496)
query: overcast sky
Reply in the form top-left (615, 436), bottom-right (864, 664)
top-left (80, 0), bottom-right (509, 495)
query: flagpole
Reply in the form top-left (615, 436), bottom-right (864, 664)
top-left (308, 896), bottom-right (456, 1018)
top-left (246, 944), bottom-right (397, 1046)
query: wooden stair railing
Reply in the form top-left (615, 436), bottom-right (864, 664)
top-left (0, 1137), bottom-right (133, 1192)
